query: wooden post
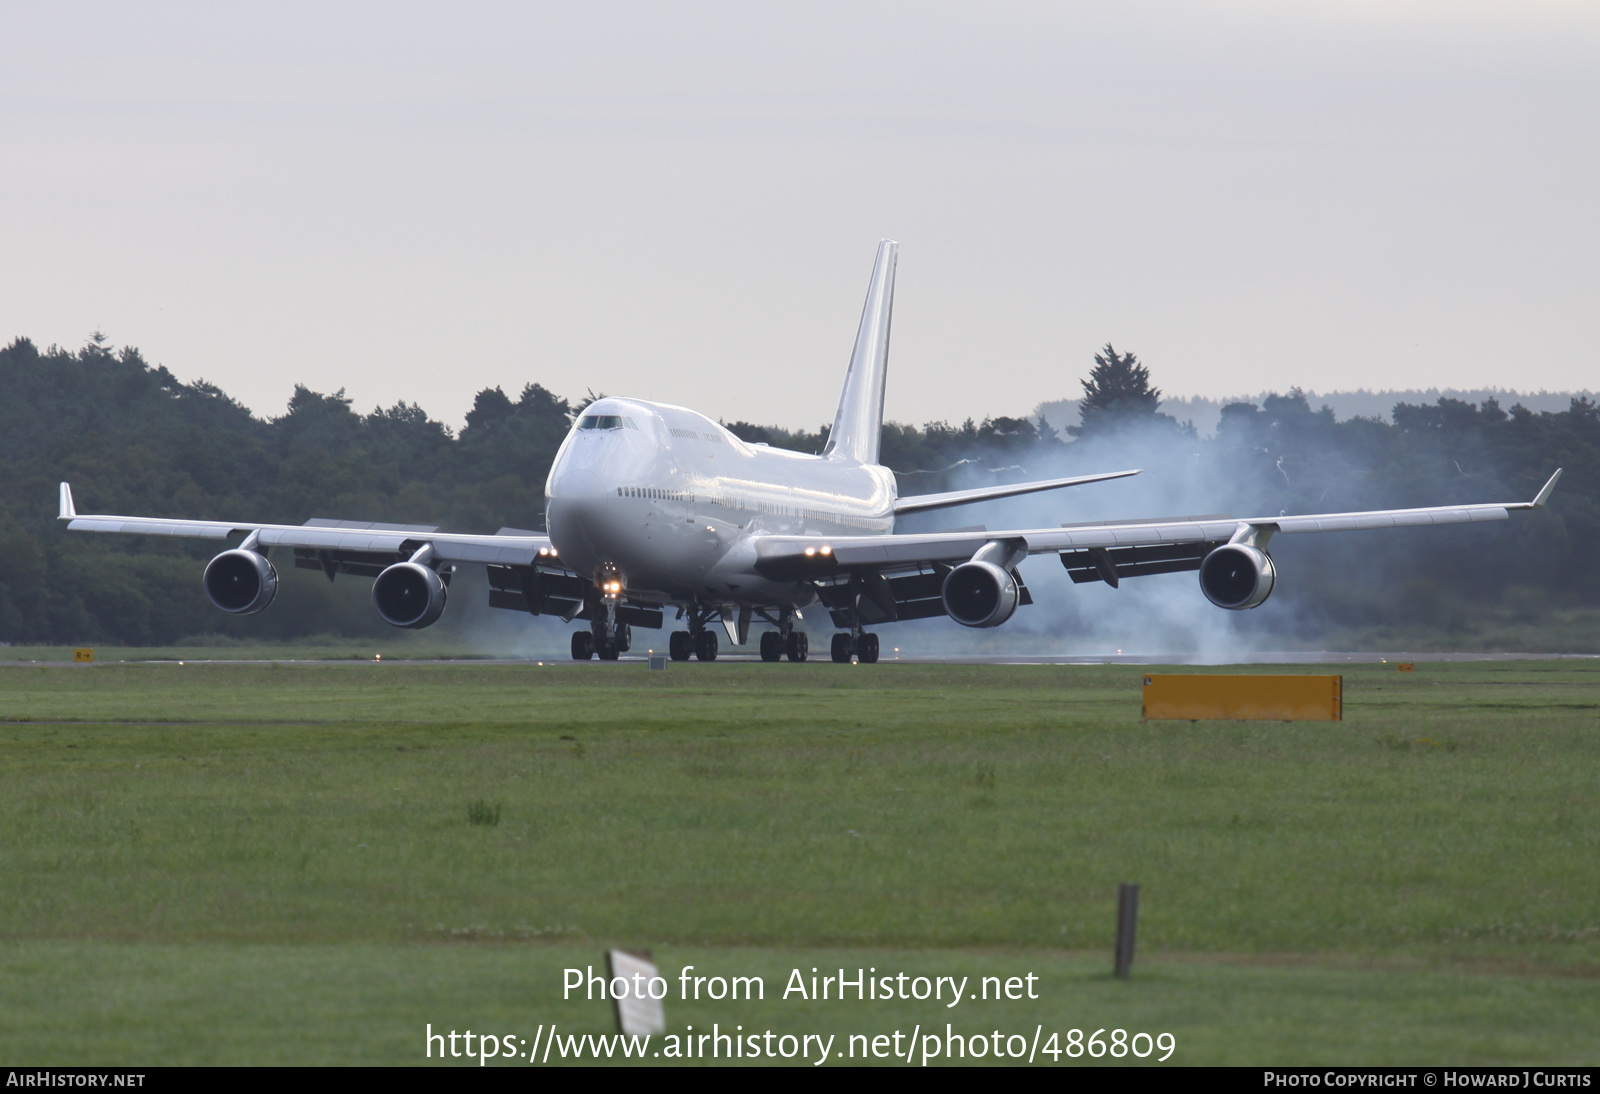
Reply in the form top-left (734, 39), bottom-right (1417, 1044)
top-left (1114, 883), bottom-right (1140, 978)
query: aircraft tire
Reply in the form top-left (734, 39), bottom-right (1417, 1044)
top-left (759, 631), bottom-right (782, 662)
top-left (831, 633), bottom-right (853, 663)
top-left (669, 631), bottom-right (692, 661)
top-left (596, 638), bottom-right (620, 661)
top-left (786, 631), bottom-right (809, 662)
top-left (858, 633), bottom-right (879, 663)
top-left (695, 630), bottom-right (719, 662)
top-left (616, 623), bottom-right (632, 653)
top-left (571, 631), bottom-right (594, 661)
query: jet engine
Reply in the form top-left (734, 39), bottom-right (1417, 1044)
top-left (203, 549), bottom-right (279, 615)
top-left (1199, 543), bottom-right (1276, 610)
top-left (372, 561), bottom-right (448, 629)
top-left (941, 560), bottom-right (1020, 628)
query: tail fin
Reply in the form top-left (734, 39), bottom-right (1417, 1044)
top-left (823, 240), bottom-right (897, 463)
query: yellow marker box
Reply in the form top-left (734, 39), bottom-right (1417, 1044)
top-left (72, 648), bottom-right (94, 663)
top-left (1142, 673), bottom-right (1342, 722)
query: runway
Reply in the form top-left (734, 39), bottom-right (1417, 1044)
top-left (4, 651), bottom-right (1596, 667)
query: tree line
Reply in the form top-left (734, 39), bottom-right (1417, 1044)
top-left (0, 335), bottom-right (1593, 646)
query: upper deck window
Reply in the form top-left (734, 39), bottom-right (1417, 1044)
top-left (578, 415), bottom-right (637, 431)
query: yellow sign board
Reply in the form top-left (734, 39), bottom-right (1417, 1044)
top-left (72, 648), bottom-right (94, 663)
top-left (1397, 662), bottom-right (1415, 673)
top-left (1142, 673), bottom-right (1341, 721)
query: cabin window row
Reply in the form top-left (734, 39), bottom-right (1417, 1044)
top-left (617, 487), bottom-right (688, 501)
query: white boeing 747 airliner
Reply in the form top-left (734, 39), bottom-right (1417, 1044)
top-left (59, 241), bottom-right (1562, 663)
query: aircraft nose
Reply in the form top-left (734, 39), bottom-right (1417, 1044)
top-left (550, 466), bottom-right (609, 500)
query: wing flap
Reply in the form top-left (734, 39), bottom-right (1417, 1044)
top-left (1060, 541), bottom-right (1225, 585)
top-left (293, 547), bottom-right (401, 578)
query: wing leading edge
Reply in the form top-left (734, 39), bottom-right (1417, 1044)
top-left (892, 468), bottom-right (1142, 515)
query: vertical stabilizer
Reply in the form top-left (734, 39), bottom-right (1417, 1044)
top-left (823, 240), bottom-right (898, 463)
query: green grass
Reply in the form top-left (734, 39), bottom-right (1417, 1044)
top-left (1, 659), bottom-right (1597, 1064)
top-left (0, 640), bottom-right (494, 662)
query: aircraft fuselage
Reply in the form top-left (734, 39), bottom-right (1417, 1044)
top-left (544, 397), bottom-right (895, 609)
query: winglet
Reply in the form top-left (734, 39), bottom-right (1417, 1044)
top-left (1531, 468), bottom-right (1563, 508)
top-left (58, 482), bottom-right (76, 520)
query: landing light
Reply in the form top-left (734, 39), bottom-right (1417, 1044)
top-left (820, 545), bottom-right (832, 555)
top-left (804, 547), bottom-right (816, 557)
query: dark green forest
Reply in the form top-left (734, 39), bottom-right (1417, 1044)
top-left (0, 335), bottom-right (1594, 647)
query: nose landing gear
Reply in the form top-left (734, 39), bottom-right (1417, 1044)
top-left (573, 620), bottom-right (632, 660)
top-left (572, 567), bottom-right (633, 661)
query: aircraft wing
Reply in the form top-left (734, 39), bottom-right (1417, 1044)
top-left (892, 468), bottom-right (1142, 514)
top-left (57, 483), bottom-right (553, 566)
top-left (754, 469), bottom-right (1564, 586)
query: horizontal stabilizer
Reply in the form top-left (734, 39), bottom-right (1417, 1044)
top-left (894, 469), bottom-right (1141, 515)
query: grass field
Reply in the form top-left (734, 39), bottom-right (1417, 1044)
top-left (2, 658), bottom-right (1597, 1065)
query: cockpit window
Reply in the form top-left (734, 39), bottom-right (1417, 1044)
top-left (578, 415), bottom-right (637, 431)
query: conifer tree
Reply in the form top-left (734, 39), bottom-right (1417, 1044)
top-left (1071, 343), bottom-right (1162, 436)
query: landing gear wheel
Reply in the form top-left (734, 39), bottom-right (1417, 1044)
top-left (615, 623), bottom-right (632, 654)
top-left (669, 631), bottom-right (692, 661)
top-left (695, 630), bottom-right (719, 662)
top-left (571, 631), bottom-right (594, 660)
top-left (596, 638), bottom-right (620, 661)
top-left (858, 632), bottom-right (879, 664)
top-left (759, 631), bottom-right (783, 662)
top-left (831, 632), bottom-right (854, 663)
top-left (786, 631), bottom-right (809, 662)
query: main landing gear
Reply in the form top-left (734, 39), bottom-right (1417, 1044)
top-left (668, 603), bottom-right (721, 662)
top-left (758, 607), bottom-right (807, 662)
top-left (830, 631), bottom-right (879, 664)
top-left (759, 629), bottom-right (809, 662)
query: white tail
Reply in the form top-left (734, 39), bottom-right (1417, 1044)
top-left (823, 240), bottom-right (897, 464)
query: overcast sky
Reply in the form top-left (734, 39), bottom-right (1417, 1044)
top-left (2, 2), bottom-right (1595, 430)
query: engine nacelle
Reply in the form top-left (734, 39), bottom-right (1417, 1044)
top-left (203, 549), bottom-right (278, 615)
top-left (1199, 543), bottom-right (1276, 610)
top-left (372, 561), bottom-right (448, 629)
top-left (942, 560), bottom-right (1020, 628)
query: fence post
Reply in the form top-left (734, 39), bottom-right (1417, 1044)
top-left (1114, 883), bottom-right (1140, 978)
